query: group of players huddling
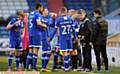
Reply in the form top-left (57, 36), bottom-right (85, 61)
top-left (6, 3), bottom-right (109, 72)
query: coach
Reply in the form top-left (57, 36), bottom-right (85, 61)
top-left (77, 9), bottom-right (93, 72)
top-left (93, 8), bottom-right (109, 72)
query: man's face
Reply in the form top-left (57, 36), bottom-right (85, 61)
top-left (18, 15), bottom-right (24, 20)
top-left (68, 9), bottom-right (74, 16)
top-left (79, 12), bottom-right (86, 20)
top-left (72, 12), bottom-right (78, 19)
top-left (40, 6), bottom-right (44, 12)
top-left (38, 6), bottom-right (43, 13)
top-left (94, 12), bottom-right (99, 18)
top-left (43, 9), bottom-right (49, 16)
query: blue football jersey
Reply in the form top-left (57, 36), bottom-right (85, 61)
top-left (41, 16), bottom-right (50, 40)
top-left (8, 18), bottom-right (22, 40)
top-left (28, 10), bottom-right (43, 36)
top-left (55, 15), bottom-right (74, 38)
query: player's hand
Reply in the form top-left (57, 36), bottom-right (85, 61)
top-left (44, 24), bottom-right (47, 28)
top-left (14, 20), bottom-right (21, 26)
top-left (48, 38), bottom-right (51, 42)
top-left (89, 42), bottom-right (93, 48)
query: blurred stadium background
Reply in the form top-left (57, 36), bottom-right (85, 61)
top-left (0, 0), bottom-right (120, 71)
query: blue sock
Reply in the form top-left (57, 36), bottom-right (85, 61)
top-left (32, 54), bottom-right (38, 69)
top-left (64, 55), bottom-right (69, 70)
top-left (8, 55), bottom-right (13, 68)
top-left (53, 52), bottom-right (58, 69)
top-left (68, 55), bottom-right (71, 66)
top-left (15, 56), bottom-right (20, 69)
top-left (42, 53), bottom-right (46, 69)
top-left (44, 53), bottom-right (51, 68)
top-left (26, 52), bottom-right (32, 69)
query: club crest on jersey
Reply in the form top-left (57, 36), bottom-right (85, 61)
top-left (64, 16), bottom-right (68, 20)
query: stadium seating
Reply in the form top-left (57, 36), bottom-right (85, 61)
top-left (39, 0), bottom-right (48, 9)
top-left (27, 0), bottom-right (48, 11)
top-left (0, 0), bottom-right (29, 18)
top-left (64, 0), bottom-right (93, 12)
top-left (0, 0), bottom-right (93, 18)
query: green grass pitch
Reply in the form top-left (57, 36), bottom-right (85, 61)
top-left (0, 56), bottom-right (120, 74)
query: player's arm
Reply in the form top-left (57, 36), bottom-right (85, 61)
top-left (48, 28), bottom-right (57, 42)
top-left (6, 23), bottom-right (15, 30)
top-left (55, 27), bottom-right (60, 44)
top-left (72, 21), bottom-right (77, 40)
top-left (6, 19), bottom-right (20, 30)
top-left (36, 19), bottom-right (47, 28)
top-left (36, 15), bottom-right (47, 28)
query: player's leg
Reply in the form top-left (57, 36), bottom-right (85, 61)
top-left (63, 51), bottom-right (70, 71)
top-left (15, 41), bottom-right (23, 71)
top-left (44, 53), bottom-right (51, 70)
top-left (32, 35), bottom-right (42, 70)
top-left (71, 40), bottom-right (78, 71)
top-left (19, 50), bottom-right (27, 69)
top-left (8, 40), bottom-right (15, 71)
top-left (14, 50), bottom-right (20, 70)
top-left (58, 52), bottom-right (63, 68)
top-left (19, 51), bottom-right (24, 69)
top-left (26, 36), bottom-right (33, 69)
top-left (32, 47), bottom-right (39, 70)
top-left (26, 48), bottom-right (33, 69)
top-left (60, 39), bottom-right (71, 71)
top-left (41, 40), bottom-right (51, 72)
top-left (66, 39), bottom-right (74, 71)
top-left (52, 46), bottom-right (59, 70)
top-left (8, 50), bottom-right (15, 71)
top-left (71, 50), bottom-right (78, 71)
top-left (41, 40), bottom-right (46, 70)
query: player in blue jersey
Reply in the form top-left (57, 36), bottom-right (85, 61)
top-left (26, 3), bottom-right (47, 70)
top-left (68, 9), bottom-right (81, 71)
top-left (6, 11), bottom-right (24, 71)
top-left (55, 7), bottom-right (77, 72)
top-left (40, 8), bottom-right (52, 72)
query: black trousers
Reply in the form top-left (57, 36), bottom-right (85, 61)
top-left (93, 44), bottom-right (108, 70)
top-left (82, 43), bottom-right (92, 70)
top-left (77, 47), bottom-right (82, 67)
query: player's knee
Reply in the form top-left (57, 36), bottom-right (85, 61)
top-left (33, 48), bottom-right (39, 54)
top-left (63, 51), bottom-right (68, 56)
top-left (10, 50), bottom-right (16, 56)
top-left (71, 49), bottom-right (78, 55)
top-left (29, 48), bottom-right (33, 53)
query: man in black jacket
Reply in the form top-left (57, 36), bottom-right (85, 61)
top-left (77, 9), bottom-right (93, 72)
top-left (93, 8), bottom-right (109, 72)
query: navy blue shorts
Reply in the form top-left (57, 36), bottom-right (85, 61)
top-left (9, 38), bottom-right (22, 51)
top-left (42, 39), bottom-right (51, 51)
top-left (59, 37), bottom-right (73, 51)
top-left (29, 34), bottom-right (42, 48)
